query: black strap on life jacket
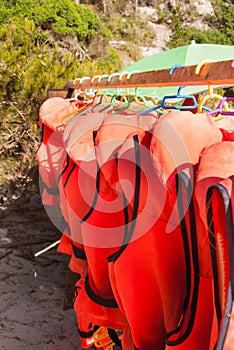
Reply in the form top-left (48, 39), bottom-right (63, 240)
top-left (66, 87), bottom-right (74, 99)
top-left (78, 324), bottom-right (99, 339)
top-left (58, 130), bottom-right (100, 223)
top-left (36, 123), bottom-right (45, 155)
top-left (206, 184), bottom-right (234, 350)
top-left (107, 328), bottom-right (122, 349)
top-left (78, 326), bottom-right (122, 348)
top-left (40, 122), bottom-right (45, 143)
top-left (39, 173), bottom-right (60, 195)
top-left (206, 185), bottom-right (223, 328)
top-left (63, 162), bottom-right (77, 188)
top-left (57, 153), bottom-right (70, 185)
top-left (107, 134), bottom-right (141, 262)
top-left (166, 171), bottom-right (200, 345)
top-left (84, 274), bottom-right (118, 308)
top-left (80, 130), bottom-right (101, 223)
top-left (71, 241), bottom-right (87, 260)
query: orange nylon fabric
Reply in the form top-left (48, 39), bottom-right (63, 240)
top-left (61, 111), bottom-right (127, 332)
top-left (196, 141), bottom-right (234, 229)
top-left (150, 112), bottom-right (224, 350)
top-left (37, 97), bottom-right (85, 264)
top-left (63, 112), bottom-right (157, 341)
top-left (108, 129), bottom-right (183, 350)
top-left (150, 111), bottom-right (223, 187)
top-left (106, 111), bottom-right (223, 349)
top-left (195, 140), bottom-right (234, 349)
top-left (37, 97), bottom-right (103, 347)
top-left (165, 117), bottom-right (234, 350)
top-left (37, 97), bottom-right (78, 205)
top-left (37, 94), bottom-right (234, 350)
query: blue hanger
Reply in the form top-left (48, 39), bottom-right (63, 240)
top-left (140, 86), bottom-right (198, 116)
top-left (140, 86), bottom-right (211, 116)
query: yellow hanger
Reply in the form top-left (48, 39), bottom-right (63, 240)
top-left (114, 88), bottom-right (153, 113)
top-left (195, 59), bottom-right (216, 76)
top-left (61, 101), bottom-right (93, 124)
top-left (93, 326), bottom-right (122, 349)
top-left (197, 85), bottom-right (228, 114)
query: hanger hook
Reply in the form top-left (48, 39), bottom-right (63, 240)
top-left (80, 76), bottom-right (91, 83)
top-left (207, 85), bottom-right (214, 98)
top-left (177, 85), bottom-right (186, 95)
top-left (195, 59), bottom-right (216, 75)
top-left (127, 70), bottom-right (141, 79)
top-left (98, 74), bottom-right (109, 82)
top-left (91, 75), bottom-right (101, 83)
top-left (107, 73), bottom-right (121, 82)
top-left (119, 71), bottom-right (129, 81)
top-left (169, 64), bottom-right (184, 76)
top-left (73, 77), bottom-right (81, 84)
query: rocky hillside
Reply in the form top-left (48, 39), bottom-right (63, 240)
top-left (134, 0), bottom-right (214, 57)
top-left (83, 0), bottom-right (233, 65)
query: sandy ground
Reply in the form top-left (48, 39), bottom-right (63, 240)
top-left (0, 193), bottom-right (82, 350)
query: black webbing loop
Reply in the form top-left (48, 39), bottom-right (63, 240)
top-left (39, 173), bottom-right (60, 195)
top-left (206, 184), bottom-right (234, 350)
top-left (57, 153), bottom-right (70, 184)
top-left (206, 187), bottom-right (223, 328)
top-left (78, 325), bottom-right (99, 339)
top-left (80, 130), bottom-right (100, 223)
top-left (166, 172), bottom-right (200, 345)
top-left (107, 134), bottom-right (141, 262)
top-left (71, 241), bottom-right (87, 260)
top-left (85, 275), bottom-right (118, 308)
top-left (107, 328), bottom-right (122, 348)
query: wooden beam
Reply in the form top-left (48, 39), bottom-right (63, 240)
top-left (68, 59), bottom-right (234, 90)
top-left (46, 88), bottom-right (70, 99)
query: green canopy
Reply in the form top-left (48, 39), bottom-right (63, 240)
top-left (109, 44), bottom-right (234, 98)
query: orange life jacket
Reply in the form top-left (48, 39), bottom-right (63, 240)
top-left (37, 97), bottom-right (102, 349)
top-left (60, 112), bottom-right (127, 335)
top-left (107, 111), bottom-right (223, 349)
top-left (38, 98), bottom-right (234, 350)
top-left (37, 97), bottom-right (88, 268)
top-left (37, 97), bottom-right (79, 205)
top-left (195, 140), bottom-right (234, 349)
top-left (165, 115), bottom-right (234, 350)
top-left (63, 111), bottom-right (157, 348)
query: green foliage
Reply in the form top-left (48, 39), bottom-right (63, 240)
top-left (104, 13), bottom-right (155, 62)
top-left (167, 0), bottom-right (234, 48)
top-left (111, 0), bottom-right (135, 14)
top-left (156, 6), bottom-right (170, 25)
top-left (2, 0), bottom-right (234, 191)
top-left (105, 14), bottom-right (154, 44)
top-left (66, 48), bottom-right (122, 78)
top-left (207, 0), bottom-right (234, 45)
top-left (0, 12), bottom-right (119, 182)
top-left (1, 18), bottom-right (68, 115)
top-left (95, 48), bottom-right (122, 72)
top-left (168, 26), bottom-right (230, 49)
top-left (0, 16), bottom-right (119, 122)
top-left (0, 0), bottom-right (111, 43)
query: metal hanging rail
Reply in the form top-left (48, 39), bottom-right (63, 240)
top-left (47, 59), bottom-right (234, 98)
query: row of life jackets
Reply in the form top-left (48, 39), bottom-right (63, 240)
top-left (37, 93), bottom-right (234, 350)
